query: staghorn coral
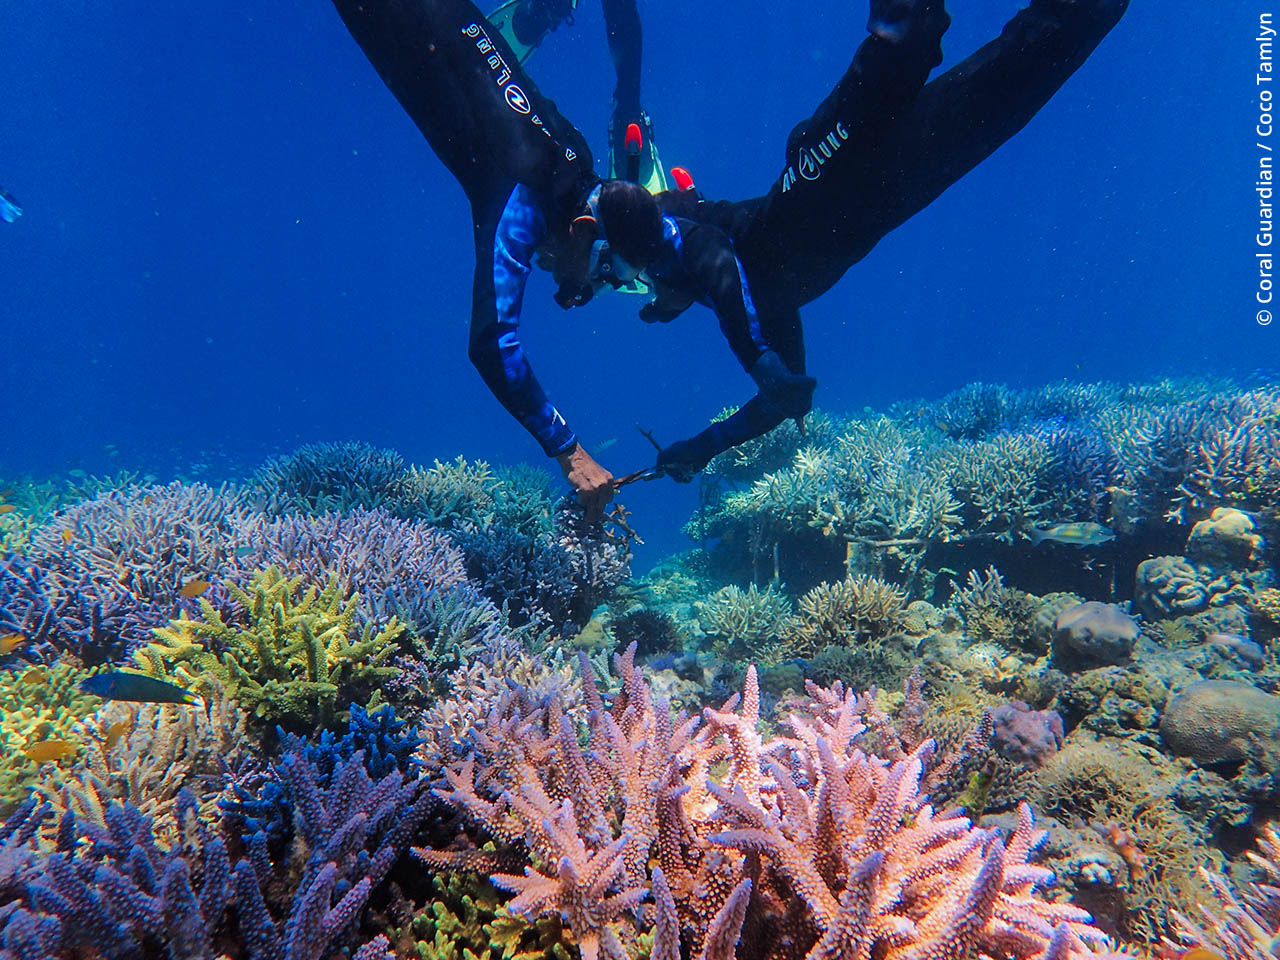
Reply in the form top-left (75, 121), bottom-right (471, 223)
top-left (952, 566), bottom-right (1041, 646)
top-left (417, 648), bottom-right (1119, 960)
top-left (0, 481), bottom-right (261, 661)
top-left (41, 679), bottom-right (256, 847)
top-left (0, 660), bottom-right (103, 815)
top-left (790, 575), bottom-right (907, 656)
top-left (135, 566), bottom-right (402, 727)
top-left (1171, 823), bottom-right (1280, 960)
top-left (239, 506), bottom-right (472, 630)
top-left (255, 440), bottom-right (412, 515)
top-left (700, 583), bottom-right (795, 664)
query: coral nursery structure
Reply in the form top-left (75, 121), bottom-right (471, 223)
top-left (1, 376), bottom-right (1279, 958)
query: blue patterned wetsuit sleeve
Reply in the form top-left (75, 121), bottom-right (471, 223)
top-left (471, 185), bottom-right (577, 457)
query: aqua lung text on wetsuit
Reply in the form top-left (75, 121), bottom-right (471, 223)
top-left (1258, 13), bottom-right (1276, 306)
top-left (780, 121), bottom-right (851, 191)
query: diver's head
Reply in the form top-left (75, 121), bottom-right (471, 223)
top-left (553, 180), bottom-right (662, 309)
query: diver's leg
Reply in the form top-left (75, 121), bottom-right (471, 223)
top-left (739, 0), bottom-right (1127, 305)
top-left (731, 0), bottom-right (950, 299)
top-left (330, 0), bottom-right (593, 203)
top-left (863, 0), bottom-right (1130, 248)
top-left (601, 0), bottom-right (667, 191)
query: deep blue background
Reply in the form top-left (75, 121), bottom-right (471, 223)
top-left (0, 1), bottom-right (1262, 565)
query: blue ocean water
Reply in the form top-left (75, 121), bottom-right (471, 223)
top-left (0, 0), bottom-right (1259, 564)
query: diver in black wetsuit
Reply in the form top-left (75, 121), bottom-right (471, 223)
top-left (327, 0), bottom-right (1128, 516)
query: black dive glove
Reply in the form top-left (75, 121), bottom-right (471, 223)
top-left (658, 352), bottom-right (816, 484)
top-left (658, 434), bottom-right (720, 483)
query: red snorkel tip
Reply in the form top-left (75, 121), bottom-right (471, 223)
top-left (624, 122), bottom-right (643, 156)
top-left (671, 166), bottom-right (695, 191)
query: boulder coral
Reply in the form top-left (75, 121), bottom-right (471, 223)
top-left (1159, 679), bottom-right (1280, 764)
top-left (1052, 602), bottom-right (1139, 670)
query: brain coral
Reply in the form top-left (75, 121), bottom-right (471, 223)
top-left (1160, 679), bottom-right (1280, 764)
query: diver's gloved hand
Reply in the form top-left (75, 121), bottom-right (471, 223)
top-left (749, 350), bottom-right (817, 420)
top-left (639, 300), bottom-right (684, 324)
top-left (658, 434), bottom-right (720, 483)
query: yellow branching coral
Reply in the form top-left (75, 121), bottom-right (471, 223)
top-left (0, 659), bottom-right (103, 814)
top-left (791, 575), bottom-right (908, 656)
top-left (135, 565), bottom-right (403, 726)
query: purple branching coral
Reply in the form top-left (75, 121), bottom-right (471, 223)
top-left (0, 482), bottom-right (261, 661)
top-left (254, 441), bottom-right (412, 516)
top-left (417, 646), bottom-right (1119, 960)
top-left (1170, 823), bottom-right (1280, 960)
top-left (238, 506), bottom-right (470, 624)
top-left (0, 749), bottom-right (432, 960)
top-left (0, 791), bottom-right (234, 960)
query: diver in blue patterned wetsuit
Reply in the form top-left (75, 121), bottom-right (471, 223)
top-left (328, 0), bottom-right (1127, 518)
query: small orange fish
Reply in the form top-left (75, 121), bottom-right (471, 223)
top-left (22, 739), bottom-right (78, 763)
top-left (143, 495), bottom-right (155, 507)
top-left (103, 719), bottom-right (132, 751)
top-left (179, 578), bottom-right (211, 598)
top-left (0, 505), bottom-right (16, 515)
top-left (1179, 950), bottom-right (1227, 960)
top-left (19, 666), bottom-right (47, 685)
top-left (0, 633), bottom-right (24, 656)
top-left (61, 529), bottom-right (74, 545)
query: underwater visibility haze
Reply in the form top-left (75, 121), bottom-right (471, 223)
top-left (1, 1), bottom-right (1279, 959)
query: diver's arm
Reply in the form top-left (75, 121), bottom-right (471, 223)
top-left (678, 221), bottom-right (773, 371)
top-left (468, 186), bottom-right (577, 458)
top-left (658, 356), bottom-right (816, 481)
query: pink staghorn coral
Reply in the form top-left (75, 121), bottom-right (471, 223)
top-left (1171, 823), bottom-right (1280, 960)
top-left (416, 644), bottom-right (1121, 960)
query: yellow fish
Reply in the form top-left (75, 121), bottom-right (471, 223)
top-left (1179, 950), bottom-right (1227, 960)
top-left (0, 633), bottom-right (24, 656)
top-left (103, 719), bottom-right (132, 752)
top-left (61, 529), bottom-right (74, 545)
top-left (179, 578), bottom-right (211, 598)
top-left (19, 666), bottom-right (47, 685)
top-left (0, 505), bottom-right (16, 515)
top-left (23, 739), bottom-right (78, 763)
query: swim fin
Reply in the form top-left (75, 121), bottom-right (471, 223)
top-left (487, 0), bottom-right (579, 65)
top-left (609, 110), bottom-right (669, 196)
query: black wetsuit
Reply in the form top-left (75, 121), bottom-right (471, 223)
top-left (648, 0), bottom-right (1130, 476)
top-left (328, 0), bottom-right (1128, 473)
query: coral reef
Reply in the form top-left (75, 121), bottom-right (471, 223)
top-left (418, 651), bottom-right (1117, 960)
top-left (0, 481), bottom-right (260, 660)
top-left (5, 375), bottom-right (1280, 957)
top-left (255, 440), bottom-right (412, 515)
top-left (700, 583), bottom-right (794, 664)
top-left (135, 566), bottom-right (403, 727)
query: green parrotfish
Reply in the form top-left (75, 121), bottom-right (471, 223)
top-left (79, 672), bottom-right (200, 705)
top-left (1026, 522), bottom-right (1116, 547)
